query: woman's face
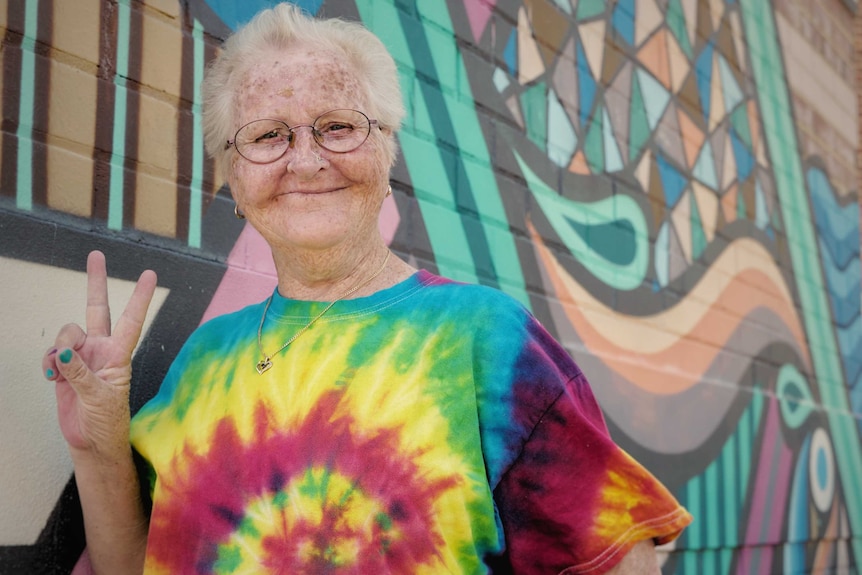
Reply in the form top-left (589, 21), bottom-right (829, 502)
top-left (228, 45), bottom-right (391, 254)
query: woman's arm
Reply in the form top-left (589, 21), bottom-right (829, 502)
top-left (71, 447), bottom-right (148, 573)
top-left (605, 540), bottom-right (661, 574)
top-left (44, 251), bottom-right (156, 574)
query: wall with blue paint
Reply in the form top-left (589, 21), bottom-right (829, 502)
top-left (0, 0), bottom-right (859, 573)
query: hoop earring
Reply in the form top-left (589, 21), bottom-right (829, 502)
top-left (234, 205), bottom-right (246, 219)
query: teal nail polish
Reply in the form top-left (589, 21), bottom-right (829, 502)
top-left (59, 349), bottom-right (73, 364)
top-left (46, 368), bottom-right (55, 378)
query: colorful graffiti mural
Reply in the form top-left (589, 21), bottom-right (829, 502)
top-left (0, 0), bottom-right (859, 573)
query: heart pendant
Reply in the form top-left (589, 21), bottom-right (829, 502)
top-left (256, 358), bottom-right (273, 374)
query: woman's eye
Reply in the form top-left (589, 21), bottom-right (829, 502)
top-left (256, 130), bottom-right (282, 142)
top-left (321, 122), bottom-right (353, 133)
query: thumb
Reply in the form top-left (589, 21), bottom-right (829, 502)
top-left (54, 347), bottom-right (106, 398)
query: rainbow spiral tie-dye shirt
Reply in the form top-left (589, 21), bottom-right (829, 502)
top-left (130, 271), bottom-right (691, 574)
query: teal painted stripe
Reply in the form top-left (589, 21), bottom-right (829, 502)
top-left (108, 0), bottom-right (132, 230)
top-left (682, 394), bottom-right (758, 560)
top-left (356, 0), bottom-right (479, 285)
top-left (356, 1), bottom-right (530, 305)
top-left (684, 548), bottom-right (697, 574)
top-left (702, 549), bottom-right (717, 575)
top-left (704, 458), bottom-right (719, 548)
top-left (739, 391), bottom-right (754, 502)
top-left (418, 2), bottom-right (528, 304)
top-left (686, 476), bottom-right (701, 549)
top-left (397, 124), bottom-right (480, 284)
top-left (739, 0), bottom-right (862, 560)
top-left (15, 0), bottom-right (39, 211)
top-left (720, 547), bottom-right (732, 574)
top-left (188, 18), bottom-right (204, 248)
top-left (724, 428), bottom-right (737, 548)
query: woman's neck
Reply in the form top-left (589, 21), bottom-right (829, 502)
top-left (271, 240), bottom-right (412, 301)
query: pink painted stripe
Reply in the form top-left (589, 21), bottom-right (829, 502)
top-left (770, 439), bottom-right (793, 541)
top-left (744, 398), bottom-right (780, 546)
top-left (199, 223), bottom-right (277, 325)
top-left (739, 397), bottom-right (794, 574)
top-left (71, 549), bottom-right (93, 575)
top-left (737, 546), bottom-right (750, 573)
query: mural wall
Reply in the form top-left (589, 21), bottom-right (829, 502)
top-left (0, 0), bottom-right (859, 573)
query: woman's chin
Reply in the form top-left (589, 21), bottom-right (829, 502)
top-left (250, 200), bottom-right (376, 253)
top-left (265, 226), bottom-right (357, 253)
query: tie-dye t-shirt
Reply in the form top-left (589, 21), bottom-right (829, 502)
top-left (130, 271), bottom-right (691, 574)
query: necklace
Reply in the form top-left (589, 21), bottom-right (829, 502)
top-left (255, 251), bottom-right (391, 374)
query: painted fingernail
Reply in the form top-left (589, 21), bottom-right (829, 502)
top-left (48, 348), bottom-right (57, 356)
top-left (59, 349), bottom-right (73, 364)
top-left (46, 368), bottom-right (55, 379)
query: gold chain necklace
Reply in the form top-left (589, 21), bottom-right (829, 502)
top-left (255, 251), bottom-right (391, 374)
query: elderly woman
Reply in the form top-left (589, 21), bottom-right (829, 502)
top-left (44, 4), bottom-right (690, 574)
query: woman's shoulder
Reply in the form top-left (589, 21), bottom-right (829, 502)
top-left (412, 271), bottom-right (535, 332)
top-left (415, 270), bottom-right (532, 319)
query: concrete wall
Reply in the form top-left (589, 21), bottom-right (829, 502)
top-left (0, 0), bottom-right (859, 573)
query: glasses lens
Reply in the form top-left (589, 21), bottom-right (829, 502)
top-left (235, 120), bottom-right (290, 163)
top-left (313, 110), bottom-right (371, 153)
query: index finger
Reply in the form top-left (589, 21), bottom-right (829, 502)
top-left (111, 269), bottom-right (158, 355)
top-left (85, 251), bottom-right (111, 337)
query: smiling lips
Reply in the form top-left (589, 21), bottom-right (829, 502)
top-left (285, 186), bottom-right (344, 196)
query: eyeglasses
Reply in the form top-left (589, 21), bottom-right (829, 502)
top-left (226, 109), bottom-right (379, 164)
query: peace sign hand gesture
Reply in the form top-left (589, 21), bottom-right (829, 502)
top-left (43, 250), bottom-right (157, 461)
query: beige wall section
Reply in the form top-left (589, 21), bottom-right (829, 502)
top-left (136, 92), bottom-right (180, 176)
top-left (776, 13), bottom-right (857, 144)
top-left (775, 0), bottom-right (858, 195)
top-left (45, 0), bottom-right (99, 215)
top-left (140, 3), bottom-right (183, 98)
top-left (143, 0), bottom-right (182, 20)
top-left (46, 145), bottom-right (95, 216)
top-left (47, 63), bottom-right (97, 215)
top-left (135, 169), bottom-right (178, 237)
top-left (52, 0), bottom-right (101, 66)
top-left (134, 1), bottom-right (186, 237)
top-left (136, 94), bottom-right (179, 236)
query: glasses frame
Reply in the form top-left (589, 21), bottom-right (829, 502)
top-left (226, 109), bottom-right (380, 164)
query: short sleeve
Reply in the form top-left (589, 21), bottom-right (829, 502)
top-left (490, 324), bottom-right (692, 574)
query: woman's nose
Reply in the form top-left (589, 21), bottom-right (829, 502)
top-left (287, 124), bottom-right (317, 148)
top-left (285, 126), bottom-right (326, 174)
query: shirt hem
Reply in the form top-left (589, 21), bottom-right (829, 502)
top-left (557, 507), bottom-right (694, 575)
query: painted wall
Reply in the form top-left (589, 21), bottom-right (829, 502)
top-left (0, 0), bottom-right (859, 573)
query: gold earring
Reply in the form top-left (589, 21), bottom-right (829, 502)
top-left (234, 205), bottom-right (246, 219)
top-left (385, 185), bottom-right (392, 197)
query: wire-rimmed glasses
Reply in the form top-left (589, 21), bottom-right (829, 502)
top-left (227, 109), bottom-right (379, 164)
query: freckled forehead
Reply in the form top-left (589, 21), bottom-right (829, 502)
top-left (233, 48), bottom-right (365, 126)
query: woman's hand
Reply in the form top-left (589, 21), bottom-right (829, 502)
top-left (43, 250), bottom-right (157, 460)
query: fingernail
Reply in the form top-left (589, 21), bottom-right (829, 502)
top-left (59, 349), bottom-right (73, 364)
top-left (46, 368), bottom-right (55, 379)
top-left (48, 348), bottom-right (57, 356)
